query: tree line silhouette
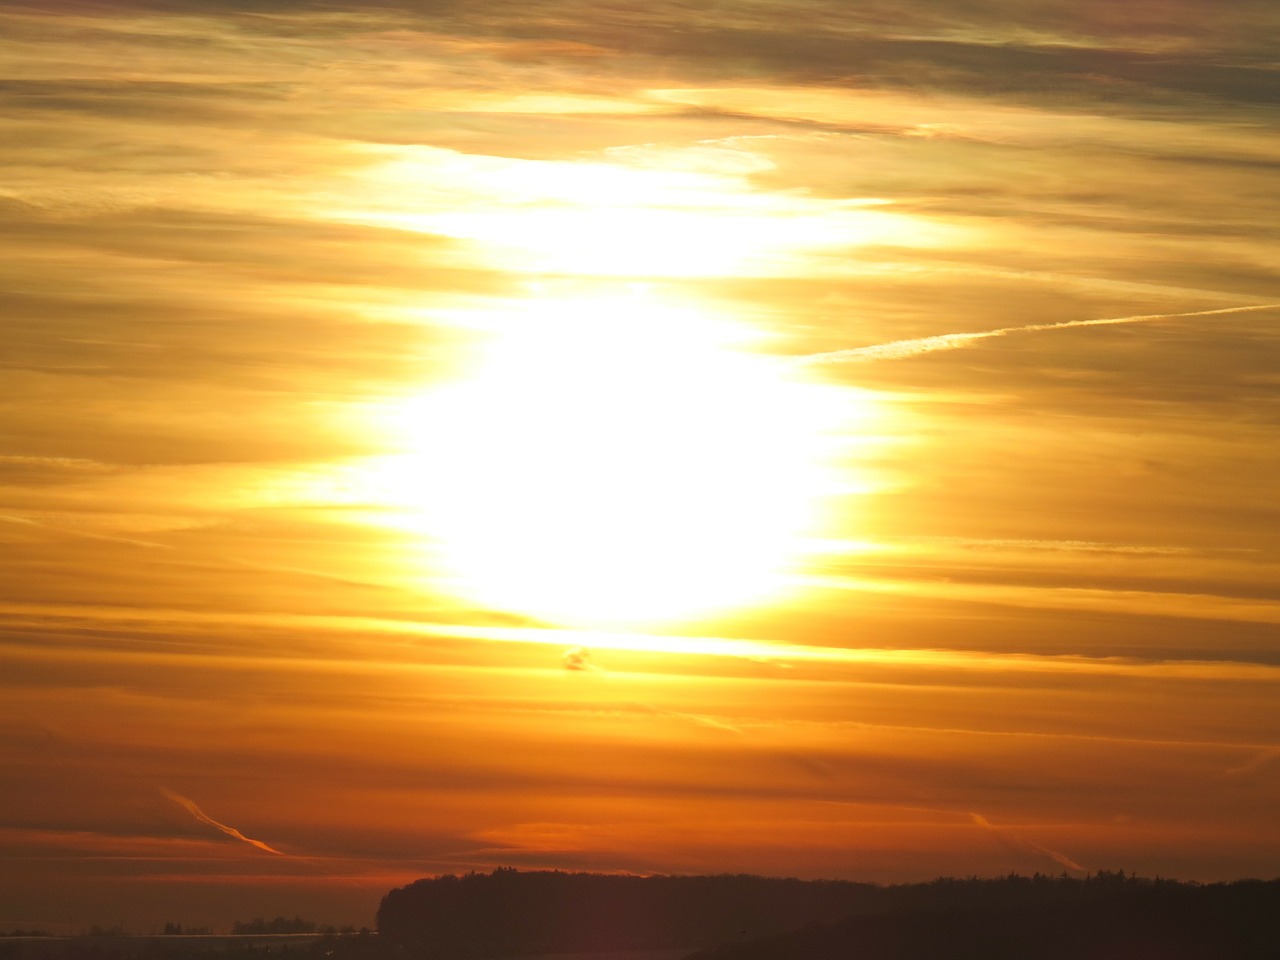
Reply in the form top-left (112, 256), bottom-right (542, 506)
top-left (688, 872), bottom-right (1280, 960)
top-left (377, 868), bottom-right (878, 956)
top-left (376, 868), bottom-right (1280, 960)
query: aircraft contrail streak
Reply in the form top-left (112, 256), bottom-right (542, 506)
top-left (970, 812), bottom-right (1084, 874)
top-left (162, 788), bottom-right (287, 857)
top-left (796, 303), bottom-right (1280, 365)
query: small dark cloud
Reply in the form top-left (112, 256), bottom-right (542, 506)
top-left (561, 646), bottom-right (597, 671)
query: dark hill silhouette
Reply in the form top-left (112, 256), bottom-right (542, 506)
top-left (376, 869), bottom-right (1280, 960)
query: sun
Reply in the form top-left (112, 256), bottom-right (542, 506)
top-left (370, 292), bottom-right (848, 628)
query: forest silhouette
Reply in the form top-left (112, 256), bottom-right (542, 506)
top-left (375, 869), bottom-right (1280, 960)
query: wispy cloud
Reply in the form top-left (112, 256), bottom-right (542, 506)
top-left (797, 303), bottom-right (1280, 366)
top-left (624, 701), bottom-right (744, 734)
top-left (161, 789), bottom-right (287, 857)
top-left (1222, 747), bottom-right (1280, 779)
top-left (7, 599), bottom-right (1280, 679)
top-left (0, 514), bottom-right (171, 550)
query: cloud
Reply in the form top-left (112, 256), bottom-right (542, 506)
top-left (900, 537), bottom-right (1203, 557)
top-left (624, 701), bottom-right (743, 734)
top-left (1, 0), bottom-right (1278, 921)
top-left (6, 598), bottom-right (1280, 678)
top-left (561, 646), bottom-right (598, 671)
top-left (161, 789), bottom-right (287, 857)
top-left (797, 303), bottom-right (1280, 365)
top-left (0, 513), bottom-right (171, 550)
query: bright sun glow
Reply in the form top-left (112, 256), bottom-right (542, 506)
top-left (365, 293), bottom-right (856, 628)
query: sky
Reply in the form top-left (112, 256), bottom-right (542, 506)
top-left (2, 0), bottom-right (1279, 933)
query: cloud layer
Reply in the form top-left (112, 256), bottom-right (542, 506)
top-left (1, 0), bottom-right (1278, 933)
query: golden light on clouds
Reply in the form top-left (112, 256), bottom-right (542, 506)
top-left (331, 142), bottom-right (960, 278)
top-left (3, 0), bottom-right (1280, 934)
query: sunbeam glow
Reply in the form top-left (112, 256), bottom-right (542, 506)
top-left (363, 292), bottom-right (863, 627)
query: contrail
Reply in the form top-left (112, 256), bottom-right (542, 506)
top-left (970, 812), bottom-right (1085, 874)
top-left (162, 788), bottom-right (287, 857)
top-left (796, 303), bottom-right (1280, 365)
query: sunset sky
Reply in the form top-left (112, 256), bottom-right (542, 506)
top-left (3, 0), bottom-right (1280, 933)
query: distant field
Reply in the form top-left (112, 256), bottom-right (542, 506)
top-left (139, 936), bottom-right (322, 945)
top-left (513, 950), bottom-right (692, 960)
top-left (0, 934), bottom-right (325, 957)
top-left (0, 940), bottom-right (690, 960)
